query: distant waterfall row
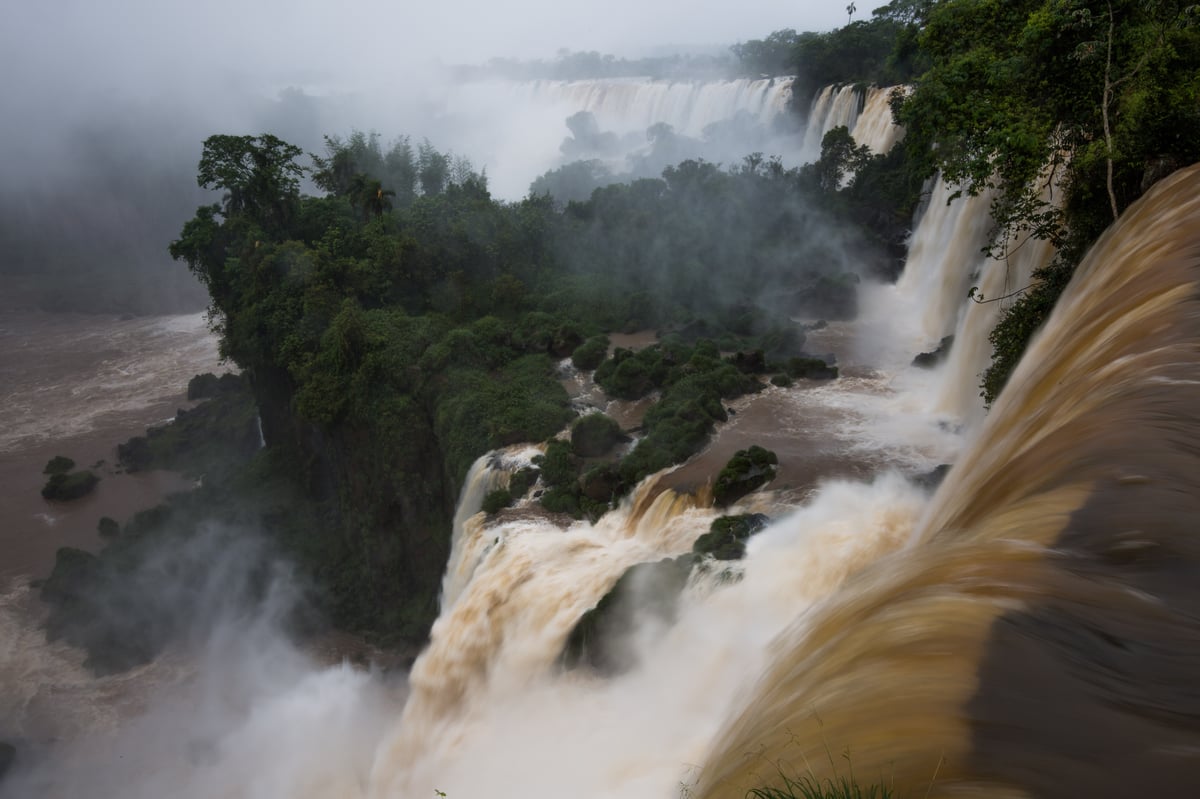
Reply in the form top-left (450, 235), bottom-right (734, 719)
top-left (803, 83), bottom-right (906, 156)
top-left (454, 76), bottom-right (795, 139)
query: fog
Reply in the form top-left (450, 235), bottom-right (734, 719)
top-left (0, 0), bottom-right (844, 314)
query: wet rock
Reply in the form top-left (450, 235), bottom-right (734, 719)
top-left (913, 335), bottom-right (955, 369)
top-left (561, 556), bottom-right (694, 675)
top-left (913, 463), bottom-right (952, 490)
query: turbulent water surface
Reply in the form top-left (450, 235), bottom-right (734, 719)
top-left (5, 86), bottom-right (1200, 799)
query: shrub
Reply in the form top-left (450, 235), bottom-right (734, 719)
top-left (482, 488), bottom-right (513, 515)
top-left (713, 445), bottom-right (778, 507)
top-left (41, 470), bottom-right (100, 501)
top-left (692, 513), bottom-right (771, 560)
top-left (570, 413), bottom-right (624, 458)
top-left (97, 517), bottom-right (120, 539)
top-left (43, 455), bottom-right (75, 475)
top-left (571, 334), bottom-right (610, 370)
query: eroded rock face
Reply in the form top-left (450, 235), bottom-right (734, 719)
top-left (912, 335), bottom-right (955, 369)
top-left (560, 556), bottom-right (695, 675)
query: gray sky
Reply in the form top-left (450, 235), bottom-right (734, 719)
top-left (4, 0), bottom-right (847, 95)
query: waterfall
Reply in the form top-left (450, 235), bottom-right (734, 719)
top-left (10, 85), bottom-right (1200, 799)
top-left (801, 84), bottom-right (904, 160)
top-left (441, 444), bottom-right (544, 611)
top-left (695, 163), bottom-right (1200, 799)
top-left (450, 77), bottom-right (794, 140)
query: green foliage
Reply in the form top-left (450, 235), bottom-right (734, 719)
top-left (43, 455), bottom-right (75, 475)
top-left (693, 513), bottom-right (770, 560)
top-left (571, 413), bottom-right (625, 458)
top-left (571, 334), bottom-right (610, 370)
top-left (482, 488), bottom-right (513, 515)
top-left (41, 470), bottom-right (99, 501)
top-left (893, 0), bottom-right (1200, 400)
top-left (713, 445), bottom-right (778, 507)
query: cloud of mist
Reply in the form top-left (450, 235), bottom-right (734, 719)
top-left (0, 522), bottom-right (402, 798)
top-left (0, 0), bottom-right (845, 313)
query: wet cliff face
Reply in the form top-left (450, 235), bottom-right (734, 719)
top-left (251, 362), bottom-right (453, 644)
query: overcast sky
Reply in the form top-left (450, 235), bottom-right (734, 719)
top-left (4, 0), bottom-right (847, 96)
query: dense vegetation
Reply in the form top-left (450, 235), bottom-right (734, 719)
top-left (738, 0), bottom-right (1199, 401)
top-left (130, 122), bottom-right (865, 649)
top-left (44, 0), bottom-right (1199, 663)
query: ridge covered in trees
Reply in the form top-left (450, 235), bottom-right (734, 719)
top-left (43, 0), bottom-right (1200, 664)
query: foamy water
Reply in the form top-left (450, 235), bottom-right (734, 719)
top-left (0, 311), bottom-right (224, 454)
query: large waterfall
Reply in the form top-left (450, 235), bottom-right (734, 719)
top-left (6, 86), bottom-right (1200, 799)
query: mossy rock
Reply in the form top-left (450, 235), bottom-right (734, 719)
top-left (43, 455), bottom-right (75, 475)
top-left (570, 413), bottom-right (625, 458)
top-left (560, 555), bottom-right (694, 675)
top-left (693, 513), bottom-right (771, 560)
top-left (41, 470), bottom-right (99, 501)
top-left (713, 445), bottom-right (778, 507)
top-left (913, 335), bottom-right (954, 369)
top-left (771, 373), bottom-right (794, 387)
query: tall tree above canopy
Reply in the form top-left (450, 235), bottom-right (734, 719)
top-left (196, 133), bottom-right (305, 233)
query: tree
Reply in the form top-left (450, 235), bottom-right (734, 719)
top-left (195, 134), bottom-right (305, 232)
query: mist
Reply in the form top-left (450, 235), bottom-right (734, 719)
top-left (0, 0), bottom-right (845, 314)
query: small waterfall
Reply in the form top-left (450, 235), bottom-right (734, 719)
top-left (441, 444), bottom-right (544, 611)
top-left (371, 471), bottom-right (712, 794)
top-left (801, 83), bottom-right (905, 161)
top-left (879, 175), bottom-right (997, 355)
top-left (852, 85), bottom-right (906, 155)
top-left (801, 84), bottom-right (863, 155)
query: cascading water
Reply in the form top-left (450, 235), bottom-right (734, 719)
top-left (7, 83), bottom-right (1199, 799)
top-left (694, 163), bottom-right (1200, 799)
top-left (800, 84), bottom-right (903, 159)
top-left (441, 444), bottom-right (544, 610)
top-left (458, 78), bottom-right (795, 140)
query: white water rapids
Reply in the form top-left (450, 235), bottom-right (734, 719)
top-left (0, 83), bottom-right (1040, 798)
